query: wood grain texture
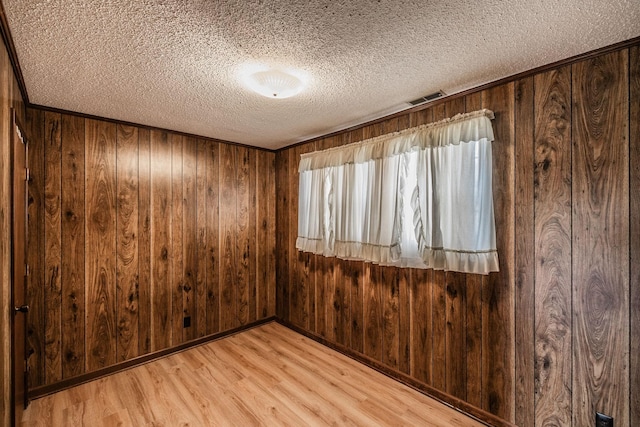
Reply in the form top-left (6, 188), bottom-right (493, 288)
top-left (533, 66), bottom-right (573, 426)
top-left (205, 140), bottom-right (220, 335)
top-left (26, 110), bottom-right (277, 392)
top-left (85, 119), bottom-right (117, 371)
top-left (26, 108), bottom-right (45, 387)
top-left (248, 148), bottom-right (257, 324)
top-left (513, 76), bottom-right (535, 427)
top-left (150, 130), bottom-right (172, 351)
top-left (170, 134), bottom-right (184, 346)
top-left (22, 323), bottom-right (486, 427)
top-left (482, 83), bottom-right (516, 421)
top-left (137, 128), bottom-right (151, 355)
top-left (630, 45), bottom-right (640, 427)
top-left (572, 50), bottom-right (629, 426)
top-left (256, 150), bottom-right (271, 319)
top-left (219, 142), bottom-right (237, 330)
top-left (235, 146), bottom-right (250, 326)
top-left (195, 139), bottom-right (208, 338)
top-left (266, 151), bottom-right (277, 317)
top-left (44, 111), bottom-right (62, 383)
top-left (276, 42), bottom-right (639, 427)
top-left (182, 137), bottom-right (197, 341)
top-left (275, 150), bottom-right (290, 320)
top-left (61, 114), bottom-right (86, 375)
top-left (115, 124), bottom-right (139, 362)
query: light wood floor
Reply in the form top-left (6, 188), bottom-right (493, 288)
top-left (21, 322), bottom-right (486, 426)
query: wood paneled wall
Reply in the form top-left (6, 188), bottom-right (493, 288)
top-left (25, 108), bottom-right (276, 388)
top-left (0, 34), bottom-right (26, 427)
top-left (276, 46), bottom-right (640, 426)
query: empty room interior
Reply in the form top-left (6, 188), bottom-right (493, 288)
top-left (1, 1), bottom-right (639, 426)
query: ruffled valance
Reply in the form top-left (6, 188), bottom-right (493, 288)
top-left (299, 109), bottom-right (495, 172)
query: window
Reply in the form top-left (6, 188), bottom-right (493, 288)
top-left (297, 109), bottom-right (498, 275)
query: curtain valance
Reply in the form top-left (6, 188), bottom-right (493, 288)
top-left (296, 108), bottom-right (499, 275)
top-left (299, 109), bottom-right (495, 172)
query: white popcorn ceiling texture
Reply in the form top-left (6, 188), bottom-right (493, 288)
top-left (4, 0), bottom-right (640, 149)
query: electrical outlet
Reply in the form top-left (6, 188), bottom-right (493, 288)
top-left (183, 316), bottom-right (191, 328)
top-left (596, 412), bottom-right (613, 427)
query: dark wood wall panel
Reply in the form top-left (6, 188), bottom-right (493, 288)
top-left (26, 108), bottom-right (45, 387)
top-left (85, 119), bottom-right (117, 371)
top-left (43, 111), bottom-right (62, 383)
top-left (137, 128), bottom-right (151, 355)
top-left (115, 124), bottom-right (138, 362)
top-left (26, 110), bottom-right (276, 389)
top-left (150, 130), bottom-right (171, 351)
top-left (630, 45), bottom-right (640, 427)
top-left (571, 51), bottom-right (629, 426)
top-left (61, 115), bottom-right (86, 374)
top-left (513, 76), bottom-right (534, 427)
top-left (276, 44), bottom-right (639, 425)
top-left (533, 66), bottom-right (572, 426)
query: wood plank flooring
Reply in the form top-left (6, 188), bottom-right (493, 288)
top-left (21, 322), bottom-right (486, 426)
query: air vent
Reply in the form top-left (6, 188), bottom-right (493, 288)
top-left (408, 90), bottom-right (446, 106)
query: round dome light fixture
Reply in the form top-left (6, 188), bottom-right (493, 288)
top-left (246, 69), bottom-right (304, 99)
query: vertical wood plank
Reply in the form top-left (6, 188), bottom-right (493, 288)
top-left (397, 267), bottom-right (411, 374)
top-left (26, 108), bottom-right (45, 387)
top-left (533, 66), bottom-right (572, 426)
top-left (137, 128), bottom-right (151, 355)
top-left (256, 150), bottom-right (269, 319)
top-left (61, 114), bottom-right (87, 375)
top-left (445, 272), bottom-right (467, 399)
top-left (266, 151), bottom-right (277, 317)
top-left (411, 268), bottom-right (433, 385)
top-left (382, 266), bottom-right (400, 370)
top-left (220, 143), bottom-right (237, 330)
top-left (572, 50), bottom-right (629, 427)
top-left (630, 45), bottom-right (640, 427)
top-left (150, 130), bottom-right (171, 351)
top-left (171, 134), bottom-right (184, 346)
top-left (465, 274), bottom-right (484, 407)
top-left (43, 111), bottom-right (62, 383)
top-left (236, 146), bottom-right (250, 326)
top-left (115, 124), bottom-right (138, 362)
top-left (275, 150), bottom-right (290, 320)
top-left (85, 119), bottom-right (117, 371)
top-left (514, 76), bottom-right (535, 427)
top-left (248, 148), bottom-right (257, 323)
top-left (182, 137), bottom-right (197, 341)
top-left (195, 139), bottom-right (208, 337)
top-left (482, 83), bottom-right (516, 421)
top-left (206, 141), bottom-right (220, 334)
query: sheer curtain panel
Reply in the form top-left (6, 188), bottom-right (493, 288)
top-left (297, 109), bottom-right (499, 275)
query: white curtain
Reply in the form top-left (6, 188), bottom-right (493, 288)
top-left (297, 109), bottom-right (499, 275)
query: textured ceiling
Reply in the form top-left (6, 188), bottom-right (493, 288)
top-left (4, 0), bottom-right (640, 149)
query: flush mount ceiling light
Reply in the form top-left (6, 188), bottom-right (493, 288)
top-left (246, 69), bottom-right (304, 99)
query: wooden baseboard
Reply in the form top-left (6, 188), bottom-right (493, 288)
top-left (276, 318), bottom-right (516, 427)
top-left (29, 316), bottom-right (277, 400)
